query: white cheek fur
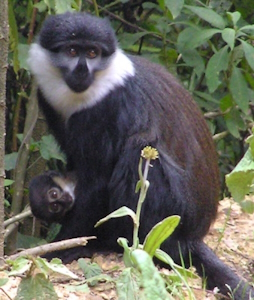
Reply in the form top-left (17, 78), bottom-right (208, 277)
top-left (28, 44), bottom-right (135, 120)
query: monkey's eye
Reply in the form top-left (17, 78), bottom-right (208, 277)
top-left (85, 49), bottom-right (97, 59)
top-left (67, 47), bottom-right (79, 57)
top-left (49, 202), bottom-right (62, 214)
top-left (48, 188), bottom-right (61, 200)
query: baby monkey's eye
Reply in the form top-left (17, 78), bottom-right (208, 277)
top-left (49, 202), bottom-right (62, 214)
top-left (85, 49), bottom-right (97, 59)
top-left (48, 188), bottom-right (61, 200)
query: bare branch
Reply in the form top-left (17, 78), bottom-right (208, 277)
top-left (7, 236), bottom-right (96, 261)
top-left (4, 208), bottom-right (32, 228)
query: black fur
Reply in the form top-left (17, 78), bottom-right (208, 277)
top-left (29, 12), bottom-right (254, 299)
top-left (38, 12), bottom-right (117, 56)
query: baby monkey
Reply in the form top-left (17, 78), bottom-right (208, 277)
top-left (29, 171), bottom-right (76, 223)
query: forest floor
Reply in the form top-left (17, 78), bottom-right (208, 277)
top-left (1, 198), bottom-right (254, 299)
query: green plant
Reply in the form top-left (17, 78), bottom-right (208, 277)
top-left (6, 256), bottom-right (78, 299)
top-left (95, 146), bottom-right (196, 299)
top-left (226, 128), bottom-right (254, 213)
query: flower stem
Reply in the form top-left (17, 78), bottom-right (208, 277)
top-left (132, 158), bottom-right (151, 248)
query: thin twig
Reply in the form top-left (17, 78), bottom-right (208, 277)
top-left (27, 0), bottom-right (38, 44)
top-left (7, 236), bottom-right (96, 261)
top-left (213, 131), bottom-right (228, 141)
top-left (4, 208), bottom-right (32, 228)
top-left (85, 0), bottom-right (164, 41)
top-left (0, 288), bottom-right (12, 300)
top-left (204, 110), bottom-right (228, 119)
top-left (92, 0), bottom-right (99, 17)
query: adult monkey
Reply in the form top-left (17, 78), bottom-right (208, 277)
top-left (28, 12), bottom-right (253, 299)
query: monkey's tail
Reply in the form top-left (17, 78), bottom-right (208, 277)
top-left (191, 241), bottom-right (254, 300)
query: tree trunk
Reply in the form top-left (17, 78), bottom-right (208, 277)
top-left (0, 0), bottom-right (9, 259)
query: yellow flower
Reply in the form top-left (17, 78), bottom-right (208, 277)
top-left (141, 146), bottom-right (159, 160)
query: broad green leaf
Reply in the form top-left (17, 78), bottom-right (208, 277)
top-left (178, 28), bottom-right (221, 50)
top-left (164, 0), bottom-right (184, 19)
top-left (142, 2), bottom-right (160, 10)
top-left (116, 268), bottom-right (141, 300)
top-left (233, 147), bottom-right (254, 173)
top-left (245, 73), bottom-right (254, 90)
top-left (155, 249), bottom-right (198, 279)
top-left (226, 11), bottom-right (241, 26)
top-left (155, 17), bottom-right (171, 34)
top-left (95, 206), bottom-right (137, 227)
top-left (131, 249), bottom-right (171, 299)
top-left (16, 133), bottom-right (24, 143)
top-left (46, 223), bottom-right (61, 242)
top-left (7, 257), bottom-right (32, 276)
top-left (221, 28), bottom-right (235, 50)
top-left (157, 0), bottom-right (165, 10)
top-left (226, 170), bottom-right (254, 202)
top-left (229, 67), bottom-right (249, 114)
top-left (42, 258), bottom-right (78, 279)
top-left (224, 108), bottom-right (246, 138)
top-left (194, 93), bottom-right (218, 111)
top-left (39, 134), bottom-right (66, 163)
top-left (33, 1), bottom-right (47, 12)
top-left (206, 45), bottom-right (229, 93)
top-left (18, 44), bottom-right (30, 70)
top-left (194, 91), bottom-right (219, 104)
top-left (4, 152), bottom-right (18, 171)
top-left (78, 258), bottom-right (102, 280)
top-left (177, 27), bottom-right (199, 51)
top-left (246, 133), bottom-right (254, 157)
top-left (240, 200), bottom-right (254, 214)
top-left (119, 32), bottom-right (150, 50)
top-left (226, 148), bottom-right (254, 202)
top-left (155, 249), bottom-right (174, 266)
top-left (241, 40), bottom-right (254, 72)
top-left (181, 49), bottom-right (205, 78)
top-left (4, 179), bottom-right (14, 187)
top-left (0, 278), bottom-right (8, 287)
top-left (220, 94), bottom-right (233, 112)
top-left (240, 25), bottom-right (254, 34)
top-left (55, 0), bottom-right (73, 13)
top-left (225, 116), bottom-right (239, 138)
top-left (17, 233), bottom-right (46, 249)
top-left (185, 5), bottom-right (226, 29)
top-left (15, 273), bottom-right (58, 300)
top-left (143, 215), bottom-right (180, 257)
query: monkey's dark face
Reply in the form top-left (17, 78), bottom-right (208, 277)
top-left (47, 42), bottom-right (102, 93)
top-left (28, 12), bottom-right (135, 119)
top-left (47, 185), bottom-right (73, 215)
top-left (30, 12), bottom-right (117, 94)
top-left (29, 171), bottom-right (76, 223)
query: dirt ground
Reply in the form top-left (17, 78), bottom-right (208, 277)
top-left (1, 198), bottom-right (254, 299)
